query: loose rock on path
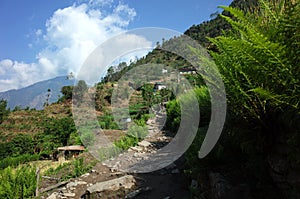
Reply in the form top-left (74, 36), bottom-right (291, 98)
top-left (44, 108), bottom-right (190, 199)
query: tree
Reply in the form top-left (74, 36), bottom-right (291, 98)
top-left (43, 117), bottom-right (76, 146)
top-left (60, 86), bottom-right (74, 101)
top-left (106, 66), bottom-right (114, 82)
top-left (0, 99), bottom-right (9, 124)
top-left (160, 88), bottom-right (174, 102)
top-left (13, 106), bottom-right (21, 112)
top-left (76, 80), bottom-right (88, 92)
top-left (44, 88), bottom-right (51, 107)
top-left (73, 80), bottom-right (88, 102)
top-left (141, 84), bottom-right (155, 108)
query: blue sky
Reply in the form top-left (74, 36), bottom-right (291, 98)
top-left (0, 0), bottom-right (232, 91)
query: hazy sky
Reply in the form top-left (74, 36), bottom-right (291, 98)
top-left (0, 0), bottom-right (232, 92)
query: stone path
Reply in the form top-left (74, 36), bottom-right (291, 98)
top-left (102, 107), bottom-right (175, 173)
top-left (44, 107), bottom-right (190, 199)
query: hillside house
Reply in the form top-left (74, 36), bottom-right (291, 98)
top-left (179, 67), bottom-right (197, 75)
top-left (153, 82), bottom-right (167, 91)
top-left (55, 145), bottom-right (85, 162)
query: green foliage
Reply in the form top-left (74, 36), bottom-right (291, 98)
top-left (43, 117), bottom-right (76, 146)
top-left (0, 165), bottom-right (37, 199)
top-left (98, 111), bottom-right (119, 130)
top-left (68, 132), bottom-right (83, 146)
top-left (114, 135), bottom-right (139, 151)
top-left (165, 99), bottom-right (181, 132)
top-left (94, 83), bottom-right (114, 111)
top-left (127, 125), bottom-right (148, 139)
top-left (184, 127), bottom-right (207, 174)
top-left (78, 126), bottom-right (96, 146)
top-left (98, 146), bottom-right (121, 161)
top-left (134, 114), bottom-right (152, 127)
top-left (73, 80), bottom-right (88, 103)
top-left (72, 158), bottom-right (93, 179)
top-left (165, 86), bottom-right (211, 132)
top-left (184, 0), bottom-right (259, 47)
top-left (13, 105), bottom-right (22, 112)
top-left (114, 125), bottom-right (148, 150)
top-left (45, 157), bottom-right (96, 181)
top-left (159, 88), bottom-right (175, 102)
top-left (141, 84), bottom-right (155, 107)
top-left (59, 85), bottom-right (74, 101)
top-left (210, 0), bottom-right (300, 123)
top-left (0, 99), bottom-right (9, 124)
top-left (191, 0), bottom-right (300, 196)
top-left (0, 154), bottom-right (40, 169)
top-left (0, 134), bottom-right (35, 159)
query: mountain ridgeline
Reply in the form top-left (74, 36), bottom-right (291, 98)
top-left (185, 0), bottom-right (259, 47)
top-left (102, 0), bottom-right (260, 84)
top-left (0, 76), bottom-right (74, 110)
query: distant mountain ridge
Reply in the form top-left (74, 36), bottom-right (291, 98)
top-left (0, 76), bottom-right (74, 110)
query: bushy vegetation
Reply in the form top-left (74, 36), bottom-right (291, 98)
top-left (181, 0), bottom-right (300, 197)
top-left (207, 0), bottom-right (300, 167)
top-left (42, 117), bottom-right (77, 147)
top-left (59, 85), bottom-right (73, 102)
top-left (0, 165), bottom-right (37, 199)
top-left (0, 154), bottom-right (40, 169)
top-left (0, 99), bottom-right (10, 124)
top-left (0, 134), bottom-right (36, 159)
top-left (166, 86), bottom-right (211, 132)
top-left (45, 157), bottom-right (96, 181)
top-left (114, 125), bottom-right (148, 150)
top-left (0, 116), bottom-right (80, 169)
top-left (98, 111), bottom-right (119, 130)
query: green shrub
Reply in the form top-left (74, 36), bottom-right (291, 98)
top-left (44, 158), bottom-right (96, 181)
top-left (114, 125), bottom-right (148, 150)
top-left (0, 99), bottom-right (9, 124)
top-left (165, 86), bottom-right (211, 132)
top-left (0, 154), bottom-right (40, 169)
top-left (98, 146), bottom-right (121, 161)
top-left (72, 158), bottom-right (93, 178)
top-left (0, 165), bottom-right (37, 199)
top-left (97, 112), bottom-right (119, 130)
top-left (114, 135), bottom-right (139, 151)
top-left (42, 117), bottom-right (76, 146)
top-left (0, 134), bottom-right (35, 159)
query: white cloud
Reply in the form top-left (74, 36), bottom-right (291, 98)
top-left (37, 2), bottom-right (137, 75)
top-left (76, 0), bottom-right (114, 8)
top-left (35, 29), bottom-right (43, 36)
top-left (0, 1), bottom-right (152, 92)
top-left (0, 59), bottom-right (13, 68)
top-left (77, 33), bottom-right (152, 83)
top-left (0, 60), bottom-right (46, 91)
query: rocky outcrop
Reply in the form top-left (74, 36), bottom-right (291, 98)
top-left (86, 175), bottom-right (136, 194)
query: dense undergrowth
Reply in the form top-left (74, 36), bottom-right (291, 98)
top-left (178, 0), bottom-right (300, 198)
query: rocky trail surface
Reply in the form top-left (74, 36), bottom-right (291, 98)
top-left (43, 108), bottom-right (191, 199)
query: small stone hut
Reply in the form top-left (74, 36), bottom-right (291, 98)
top-left (56, 145), bottom-right (85, 162)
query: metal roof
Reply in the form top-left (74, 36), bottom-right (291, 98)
top-left (57, 145), bottom-right (85, 151)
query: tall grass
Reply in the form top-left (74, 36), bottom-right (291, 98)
top-left (0, 165), bottom-right (37, 199)
top-left (0, 154), bottom-right (40, 169)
